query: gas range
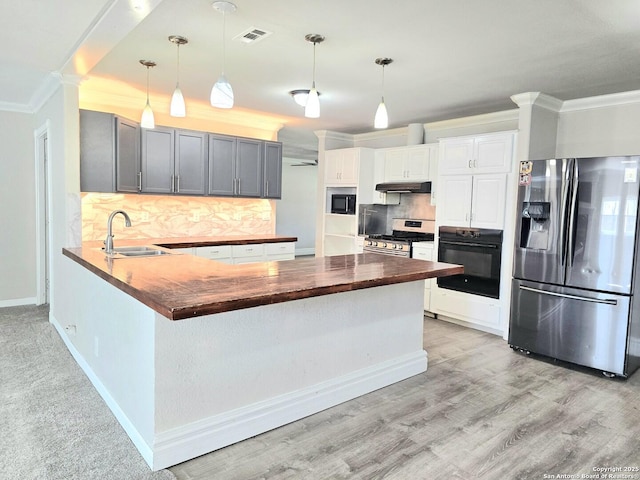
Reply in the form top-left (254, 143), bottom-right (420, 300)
top-left (364, 219), bottom-right (435, 258)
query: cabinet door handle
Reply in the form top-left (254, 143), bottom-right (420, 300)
top-left (237, 178), bottom-right (240, 193)
top-left (265, 180), bottom-right (269, 196)
top-left (468, 159), bottom-right (472, 168)
top-left (176, 175), bottom-right (180, 193)
top-left (137, 172), bottom-right (142, 191)
top-left (171, 174), bottom-right (175, 193)
top-left (474, 159), bottom-right (478, 168)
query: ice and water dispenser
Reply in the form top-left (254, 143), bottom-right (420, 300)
top-left (519, 201), bottom-right (551, 249)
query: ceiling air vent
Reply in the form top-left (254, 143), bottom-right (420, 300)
top-left (234, 27), bottom-right (272, 44)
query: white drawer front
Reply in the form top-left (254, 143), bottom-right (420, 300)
top-left (195, 245), bottom-right (232, 260)
top-left (412, 250), bottom-right (432, 261)
top-left (265, 242), bottom-right (295, 256)
top-left (232, 244), bottom-right (265, 258)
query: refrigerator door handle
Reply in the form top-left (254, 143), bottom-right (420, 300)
top-left (559, 159), bottom-right (573, 267)
top-left (567, 159), bottom-right (580, 267)
top-left (519, 285), bottom-right (618, 305)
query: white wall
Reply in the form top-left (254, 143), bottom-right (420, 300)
top-left (557, 98), bottom-right (640, 157)
top-left (0, 111), bottom-right (36, 305)
top-left (276, 158), bottom-right (317, 255)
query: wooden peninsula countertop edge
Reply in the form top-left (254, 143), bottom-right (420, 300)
top-left (63, 241), bottom-right (463, 321)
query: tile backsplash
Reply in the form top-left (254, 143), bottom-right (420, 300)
top-left (82, 193), bottom-right (275, 241)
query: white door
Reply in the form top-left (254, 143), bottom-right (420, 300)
top-left (474, 133), bottom-right (513, 173)
top-left (36, 127), bottom-right (51, 304)
top-left (437, 175), bottom-right (472, 227)
top-left (439, 137), bottom-right (474, 174)
top-left (470, 174), bottom-right (506, 229)
top-left (404, 146), bottom-right (430, 180)
top-left (339, 149), bottom-right (359, 184)
top-left (383, 149), bottom-right (406, 181)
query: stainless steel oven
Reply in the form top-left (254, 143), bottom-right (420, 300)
top-left (363, 218), bottom-right (435, 258)
top-left (437, 226), bottom-right (503, 298)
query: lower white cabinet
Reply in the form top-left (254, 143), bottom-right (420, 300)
top-left (412, 242), bottom-right (435, 312)
top-left (194, 242), bottom-right (295, 264)
top-left (431, 286), bottom-right (501, 332)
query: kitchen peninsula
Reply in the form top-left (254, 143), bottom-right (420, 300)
top-left (55, 237), bottom-right (462, 470)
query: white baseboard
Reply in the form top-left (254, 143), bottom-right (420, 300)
top-left (151, 350), bottom-right (427, 470)
top-left (294, 247), bottom-right (315, 257)
top-left (436, 314), bottom-right (503, 336)
top-left (51, 310), bottom-right (427, 471)
top-left (49, 314), bottom-right (155, 468)
top-left (0, 297), bottom-right (37, 308)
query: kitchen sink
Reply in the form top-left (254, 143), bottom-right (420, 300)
top-left (104, 246), bottom-right (176, 257)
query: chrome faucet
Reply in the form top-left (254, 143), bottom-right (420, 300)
top-left (104, 210), bottom-right (132, 255)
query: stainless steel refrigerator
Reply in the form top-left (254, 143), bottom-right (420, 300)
top-left (510, 156), bottom-right (640, 377)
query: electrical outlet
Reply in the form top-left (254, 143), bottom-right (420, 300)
top-left (141, 211), bottom-right (149, 222)
top-left (192, 211), bottom-right (200, 222)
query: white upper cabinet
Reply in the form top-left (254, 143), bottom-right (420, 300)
top-left (325, 148), bottom-right (361, 185)
top-left (439, 132), bottom-right (514, 175)
top-left (382, 144), bottom-right (433, 181)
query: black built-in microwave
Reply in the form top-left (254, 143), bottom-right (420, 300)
top-left (331, 194), bottom-right (356, 214)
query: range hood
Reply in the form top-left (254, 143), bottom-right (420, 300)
top-left (375, 181), bottom-right (432, 193)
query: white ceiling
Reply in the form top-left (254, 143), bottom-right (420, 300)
top-left (4, 0), bottom-right (640, 149)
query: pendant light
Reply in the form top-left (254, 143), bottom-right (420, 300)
top-left (169, 35), bottom-right (188, 117)
top-left (210, 1), bottom-right (236, 109)
top-left (374, 57), bottom-right (393, 129)
top-left (139, 60), bottom-right (156, 129)
top-left (304, 34), bottom-right (324, 119)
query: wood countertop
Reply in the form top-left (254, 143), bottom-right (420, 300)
top-left (91, 234), bottom-right (299, 249)
top-left (63, 243), bottom-right (463, 321)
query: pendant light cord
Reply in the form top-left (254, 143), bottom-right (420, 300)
top-left (146, 65), bottom-right (150, 104)
top-left (312, 41), bottom-right (317, 88)
top-left (222, 11), bottom-right (227, 74)
top-left (381, 63), bottom-right (385, 102)
top-left (176, 43), bottom-right (180, 85)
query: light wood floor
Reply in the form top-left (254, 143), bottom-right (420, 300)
top-left (169, 317), bottom-right (640, 480)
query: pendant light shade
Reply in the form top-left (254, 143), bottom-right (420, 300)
top-left (305, 84), bottom-right (320, 118)
top-left (374, 57), bottom-right (392, 129)
top-left (169, 35), bottom-right (188, 117)
top-left (304, 34), bottom-right (324, 119)
top-left (211, 1), bottom-right (236, 109)
top-left (210, 73), bottom-right (234, 108)
top-left (139, 60), bottom-right (156, 129)
top-left (374, 99), bottom-right (388, 129)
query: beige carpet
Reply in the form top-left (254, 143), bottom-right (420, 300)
top-left (0, 305), bottom-right (176, 480)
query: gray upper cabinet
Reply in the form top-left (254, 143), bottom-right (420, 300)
top-left (80, 110), bottom-right (140, 193)
top-left (263, 141), bottom-right (282, 199)
top-left (141, 127), bottom-right (208, 195)
top-left (141, 126), bottom-right (174, 194)
top-left (208, 135), bottom-right (264, 198)
top-left (116, 118), bottom-right (141, 192)
top-left (236, 138), bottom-right (263, 197)
top-left (208, 134), bottom-right (236, 196)
top-left (80, 109), bottom-right (279, 199)
top-left (175, 130), bottom-right (208, 195)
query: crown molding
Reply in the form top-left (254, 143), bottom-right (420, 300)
top-left (560, 90), bottom-right (640, 112)
top-left (511, 92), bottom-right (563, 112)
top-left (353, 126), bottom-right (407, 143)
top-left (426, 109), bottom-right (519, 131)
top-left (0, 101), bottom-right (32, 114)
top-left (314, 130), bottom-right (354, 143)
